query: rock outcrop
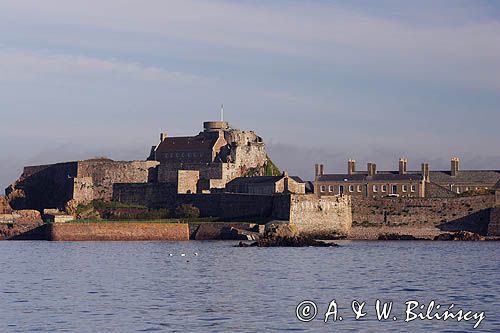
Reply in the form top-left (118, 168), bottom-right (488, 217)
top-left (434, 231), bottom-right (485, 241)
top-left (238, 223), bottom-right (338, 247)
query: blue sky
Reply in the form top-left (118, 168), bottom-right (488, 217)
top-left (0, 0), bottom-right (499, 189)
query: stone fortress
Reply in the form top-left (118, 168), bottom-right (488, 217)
top-left (6, 120), bottom-right (349, 238)
top-left (4, 119), bottom-right (500, 238)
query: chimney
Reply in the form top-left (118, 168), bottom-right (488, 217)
top-left (160, 132), bottom-right (168, 142)
top-left (399, 158), bottom-right (408, 175)
top-left (451, 157), bottom-right (460, 177)
top-left (421, 163), bottom-right (430, 182)
top-left (283, 171), bottom-right (289, 192)
top-left (367, 162), bottom-right (377, 176)
top-left (315, 164), bottom-right (319, 178)
top-left (348, 159), bottom-right (356, 175)
top-left (319, 164), bottom-right (324, 176)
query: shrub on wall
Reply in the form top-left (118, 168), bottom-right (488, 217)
top-left (175, 204), bottom-right (200, 219)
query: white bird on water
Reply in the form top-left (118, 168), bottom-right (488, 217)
top-left (180, 253), bottom-right (186, 257)
top-left (194, 253), bottom-right (199, 256)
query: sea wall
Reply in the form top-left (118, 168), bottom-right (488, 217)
top-left (489, 208), bottom-right (500, 236)
top-left (274, 194), bottom-right (352, 237)
top-left (351, 195), bottom-right (494, 226)
top-left (113, 184), bottom-right (353, 236)
top-left (12, 222), bottom-right (189, 241)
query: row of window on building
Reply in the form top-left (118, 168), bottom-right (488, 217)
top-left (320, 184), bottom-right (417, 194)
top-left (164, 152), bottom-right (206, 158)
top-left (452, 186), bottom-right (485, 194)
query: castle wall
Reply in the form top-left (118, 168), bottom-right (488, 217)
top-left (7, 162), bottom-right (78, 211)
top-left (488, 208), bottom-right (500, 236)
top-left (12, 222), bottom-right (189, 241)
top-left (177, 170), bottom-right (199, 194)
top-left (112, 183), bottom-right (177, 208)
top-left (76, 160), bottom-right (158, 203)
top-left (273, 194), bottom-right (352, 237)
top-left (351, 195), bottom-right (495, 227)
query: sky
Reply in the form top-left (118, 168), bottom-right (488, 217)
top-left (0, 0), bottom-right (499, 189)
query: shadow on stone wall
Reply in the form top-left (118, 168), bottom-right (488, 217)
top-left (437, 209), bottom-right (491, 235)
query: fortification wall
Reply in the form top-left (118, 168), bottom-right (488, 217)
top-left (6, 162), bottom-right (78, 211)
top-left (112, 183), bottom-right (177, 208)
top-left (12, 222), bottom-right (189, 241)
top-left (351, 195), bottom-right (495, 227)
top-left (274, 195), bottom-right (352, 237)
top-left (77, 160), bottom-right (158, 202)
top-left (489, 208), bottom-right (500, 236)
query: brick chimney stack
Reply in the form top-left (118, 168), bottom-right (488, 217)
top-left (451, 157), bottom-right (460, 177)
top-left (399, 158), bottom-right (408, 175)
top-left (367, 162), bottom-right (377, 176)
top-left (421, 163), bottom-right (430, 182)
top-left (348, 159), bottom-right (356, 175)
top-left (319, 164), bottom-right (324, 176)
top-left (160, 132), bottom-right (168, 142)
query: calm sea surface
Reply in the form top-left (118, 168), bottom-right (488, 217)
top-left (0, 241), bottom-right (498, 332)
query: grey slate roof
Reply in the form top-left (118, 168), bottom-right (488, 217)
top-left (429, 170), bottom-right (500, 185)
top-left (317, 171), bottom-right (423, 182)
top-left (227, 175), bottom-right (305, 186)
top-left (290, 176), bottom-right (305, 183)
top-left (156, 132), bottom-right (220, 152)
top-left (227, 176), bottom-right (283, 186)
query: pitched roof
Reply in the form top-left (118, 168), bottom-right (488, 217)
top-left (227, 176), bottom-right (284, 186)
top-left (429, 170), bottom-right (500, 185)
top-left (156, 132), bottom-right (220, 153)
top-left (290, 176), bottom-right (305, 183)
top-left (317, 171), bottom-right (423, 182)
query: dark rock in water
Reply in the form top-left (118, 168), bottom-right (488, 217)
top-left (237, 235), bottom-right (338, 247)
top-left (220, 227), bottom-right (260, 241)
top-left (434, 231), bottom-right (485, 241)
top-left (378, 233), bottom-right (426, 241)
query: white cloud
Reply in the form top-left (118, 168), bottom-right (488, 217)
top-left (0, 47), bottom-right (208, 85)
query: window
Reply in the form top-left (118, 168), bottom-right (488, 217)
top-left (329, 185), bottom-right (334, 192)
top-left (465, 187), bottom-right (469, 192)
top-left (357, 185), bottom-right (362, 192)
top-left (392, 185), bottom-right (398, 194)
top-left (320, 186), bottom-right (326, 192)
top-left (339, 185), bottom-right (344, 194)
top-left (402, 185), bottom-right (408, 192)
top-left (188, 153), bottom-right (192, 158)
top-left (373, 185), bottom-right (378, 192)
top-left (176, 153), bottom-right (179, 157)
top-left (381, 185), bottom-right (387, 192)
top-left (456, 187), bottom-right (460, 194)
top-left (411, 185), bottom-right (416, 192)
top-left (349, 185), bottom-right (354, 192)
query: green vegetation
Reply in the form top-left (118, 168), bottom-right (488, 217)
top-left (175, 204), bottom-right (200, 219)
top-left (242, 156), bottom-right (281, 177)
top-left (264, 157), bottom-right (281, 176)
top-left (352, 220), bottom-right (378, 227)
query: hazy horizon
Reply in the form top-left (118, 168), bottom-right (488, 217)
top-left (1, 0), bottom-right (499, 190)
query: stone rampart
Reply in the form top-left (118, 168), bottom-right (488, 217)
top-left (273, 194), bottom-right (352, 237)
top-left (488, 208), bottom-right (500, 236)
top-left (112, 183), bottom-right (177, 208)
top-left (351, 195), bottom-right (495, 227)
top-left (6, 159), bottom-right (159, 210)
top-left (11, 222), bottom-right (189, 241)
